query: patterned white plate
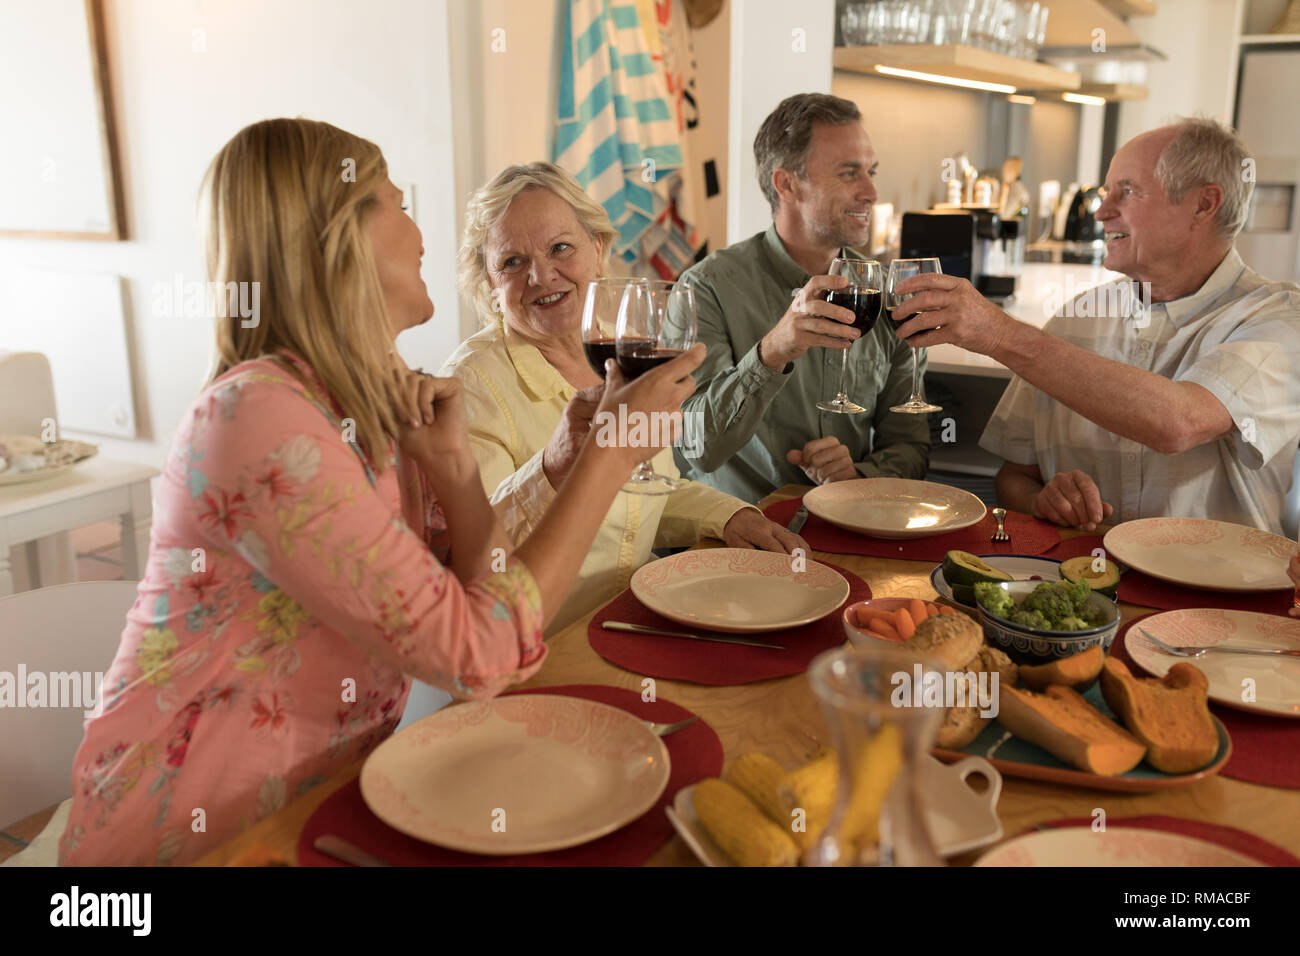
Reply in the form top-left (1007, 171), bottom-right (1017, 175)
top-left (630, 548), bottom-right (850, 633)
top-left (975, 827), bottom-right (1262, 867)
top-left (1104, 517), bottom-right (1297, 592)
top-left (360, 696), bottom-right (670, 854)
top-left (1128, 609), bottom-right (1300, 719)
top-left (804, 478), bottom-right (987, 539)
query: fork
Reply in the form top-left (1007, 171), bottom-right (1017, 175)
top-left (647, 716), bottom-right (701, 736)
top-left (1136, 626), bottom-right (1300, 659)
top-left (991, 507), bottom-right (1009, 543)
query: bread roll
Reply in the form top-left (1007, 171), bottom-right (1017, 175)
top-left (906, 612), bottom-right (983, 671)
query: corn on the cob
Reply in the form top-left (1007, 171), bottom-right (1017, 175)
top-left (780, 746), bottom-right (838, 847)
top-left (693, 778), bottom-right (800, 867)
top-left (725, 752), bottom-right (788, 825)
top-left (840, 723), bottom-right (904, 850)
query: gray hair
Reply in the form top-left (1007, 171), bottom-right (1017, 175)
top-left (753, 93), bottom-right (862, 215)
top-left (1154, 117), bottom-right (1254, 241)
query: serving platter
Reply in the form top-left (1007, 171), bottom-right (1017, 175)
top-left (1103, 517), bottom-right (1297, 592)
top-left (360, 696), bottom-right (670, 855)
top-left (803, 478), bottom-right (987, 539)
top-left (933, 682), bottom-right (1232, 792)
top-left (665, 755), bottom-right (1004, 864)
top-left (1128, 609), bottom-right (1300, 719)
top-left (630, 548), bottom-right (850, 634)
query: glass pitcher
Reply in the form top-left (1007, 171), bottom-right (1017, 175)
top-left (805, 644), bottom-right (947, 867)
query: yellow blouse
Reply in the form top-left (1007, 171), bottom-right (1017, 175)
top-left (440, 321), bottom-right (755, 634)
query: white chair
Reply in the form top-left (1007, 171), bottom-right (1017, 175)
top-left (0, 351), bottom-right (77, 591)
top-left (396, 679), bottom-right (452, 731)
top-left (0, 580), bottom-right (137, 837)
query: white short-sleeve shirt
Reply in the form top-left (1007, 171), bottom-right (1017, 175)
top-left (980, 248), bottom-right (1300, 535)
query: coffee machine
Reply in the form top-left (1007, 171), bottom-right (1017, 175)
top-left (899, 209), bottom-right (1024, 301)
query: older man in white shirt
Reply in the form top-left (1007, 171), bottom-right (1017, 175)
top-left (891, 117), bottom-right (1300, 536)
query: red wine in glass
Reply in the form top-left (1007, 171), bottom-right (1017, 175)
top-left (822, 287), bottom-right (881, 334)
top-left (616, 341), bottom-right (682, 379)
top-left (583, 337), bottom-right (618, 376)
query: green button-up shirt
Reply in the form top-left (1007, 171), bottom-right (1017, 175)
top-left (674, 223), bottom-right (931, 502)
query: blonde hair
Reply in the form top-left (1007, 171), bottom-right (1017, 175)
top-left (457, 161), bottom-right (617, 323)
top-left (200, 118), bottom-right (405, 469)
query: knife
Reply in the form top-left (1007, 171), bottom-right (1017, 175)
top-left (786, 504), bottom-right (809, 534)
top-left (314, 834), bottom-right (392, 867)
top-left (602, 620), bottom-right (786, 650)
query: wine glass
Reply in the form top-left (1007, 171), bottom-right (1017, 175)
top-left (886, 258), bottom-right (943, 414)
top-left (615, 279), bottom-right (697, 496)
top-left (580, 278), bottom-right (632, 377)
top-left (817, 258), bottom-right (884, 415)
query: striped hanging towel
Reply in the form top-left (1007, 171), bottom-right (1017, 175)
top-left (554, 0), bottom-right (684, 263)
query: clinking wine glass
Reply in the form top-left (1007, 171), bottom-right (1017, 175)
top-left (614, 279), bottom-right (697, 496)
top-left (817, 257), bottom-right (883, 415)
top-left (886, 258), bottom-right (943, 414)
top-left (581, 278), bottom-right (630, 377)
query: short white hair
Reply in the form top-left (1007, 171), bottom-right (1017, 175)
top-left (1154, 117), bottom-right (1254, 241)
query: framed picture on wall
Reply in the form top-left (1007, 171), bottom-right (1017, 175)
top-left (0, 0), bottom-right (125, 239)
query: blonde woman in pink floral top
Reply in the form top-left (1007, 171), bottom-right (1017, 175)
top-left (58, 119), bottom-right (704, 865)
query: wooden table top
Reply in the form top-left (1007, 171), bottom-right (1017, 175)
top-left (198, 485), bottom-right (1300, 866)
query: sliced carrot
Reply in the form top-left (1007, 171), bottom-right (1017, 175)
top-left (936, 605), bottom-right (957, 615)
top-left (857, 607), bottom-right (898, 625)
top-left (908, 599), bottom-right (931, 624)
top-left (867, 619), bottom-right (901, 641)
top-left (893, 607), bottom-right (916, 640)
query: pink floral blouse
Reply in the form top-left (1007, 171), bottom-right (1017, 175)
top-left (59, 352), bottom-right (546, 865)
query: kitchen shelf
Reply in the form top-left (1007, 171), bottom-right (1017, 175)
top-left (1239, 33), bottom-right (1300, 44)
top-left (1098, 0), bottom-right (1157, 16)
top-left (833, 44), bottom-right (1081, 92)
top-left (1076, 82), bottom-right (1148, 100)
top-left (1042, 0), bottom-right (1143, 48)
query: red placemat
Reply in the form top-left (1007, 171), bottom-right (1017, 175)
top-left (589, 564), bottom-right (870, 685)
top-left (1110, 616), bottom-right (1300, 790)
top-left (1048, 534), bottom-right (1296, 617)
top-left (1036, 815), bottom-right (1299, 866)
top-left (296, 684), bottom-right (723, 866)
top-left (763, 497), bottom-right (1060, 561)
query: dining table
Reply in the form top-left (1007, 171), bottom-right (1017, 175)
top-left (197, 484), bottom-right (1300, 866)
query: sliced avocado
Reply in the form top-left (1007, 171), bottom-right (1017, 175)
top-left (942, 550), bottom-right (1014, 589)
top-left (1061, 555), bottom-right (1121, 599)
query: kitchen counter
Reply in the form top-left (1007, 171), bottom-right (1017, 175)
top-left (926, 262), bottom-right (1125, 378)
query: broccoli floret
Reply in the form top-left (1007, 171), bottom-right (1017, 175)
top-left (1022, 581), bottom-right (1075, 623)
top-left (1062, 577), bottom-right (1092, 612)
top-left (974, 582), bottom-right (1015, 618)
top-left (1009, 608), bottom-right (1050, 629)
top-left (1054, 616), bottom-right (1092, 631)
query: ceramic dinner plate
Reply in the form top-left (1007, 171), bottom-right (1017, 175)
top-left (1128, 609), bottom-right (1300, 719)
top-left (803, 478), bottom-right (987, 540)
top-left (930, 554), bottom-right (1062, 607)
top-left (1103, 517), bottom-right (1298, 592)
top-left (630, 548), bottom-right (850, 633)
top-left (974, 827), bottom-right (1262, 867)
top-left (359, 696), bottom-right (670, 855)
top-left (666, 755), bottom-right (1004, 864)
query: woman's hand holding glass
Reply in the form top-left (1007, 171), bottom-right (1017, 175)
top-left (592, 342), bottom-right (706, 475)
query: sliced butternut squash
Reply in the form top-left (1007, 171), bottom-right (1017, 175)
top-left (1018, 645), bottom-right (1105, 691)
top-left (1099, 658), bottom-right (1219, 774)
top-left (996, 684), bottom-right (1146, 775)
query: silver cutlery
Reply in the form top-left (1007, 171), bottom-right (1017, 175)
top-left (1137, 626), bottom-right (1300, 659)
top-left (786, 504), bottom-right (809, 534)
top-left (313, 834), bottom-right (392, 867)
top-left (991, 507), bottom-right (1009, 543)
top-left (646, 716), bottom-right (700, 736)
top-left (602, 620), bottom-right (786, 650)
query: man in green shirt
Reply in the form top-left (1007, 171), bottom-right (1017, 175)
top-left (675, 93), bottom-right (930, 503)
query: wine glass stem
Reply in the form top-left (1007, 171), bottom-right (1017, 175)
top-left (632, 462), bottom-right (655, 481)
top-left (911, 348), bottom-right (925, 401)
top-left (836, 346), bottom-right (851, 402)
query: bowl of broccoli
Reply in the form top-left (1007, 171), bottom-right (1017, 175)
top-left (972, 579), bottom-right (1119, 665)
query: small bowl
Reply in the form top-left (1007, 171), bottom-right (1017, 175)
top-left (842, 597), bottom-right (914, 647)
top-left (974, 581), bottom-right (1119, 666)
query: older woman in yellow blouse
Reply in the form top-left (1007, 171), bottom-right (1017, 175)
top-left (442, 161), bottom-right (806, 633)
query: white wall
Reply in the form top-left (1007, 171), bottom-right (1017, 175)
top-left (727, 0), bottom-right (836, 241)
top-left (1118, 0), bottom-right (1243, 144)
top-left (0, 0), bottom-right (461, 469)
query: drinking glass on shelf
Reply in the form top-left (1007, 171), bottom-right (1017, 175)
top-left (614, 279), bottom-right (697, 496)
top-left (817, 257), bottom-right (884, 415)
top-left (885, 258), bottom-right (943, 414)
top-left (580, 277), bottom-right (635, 378)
